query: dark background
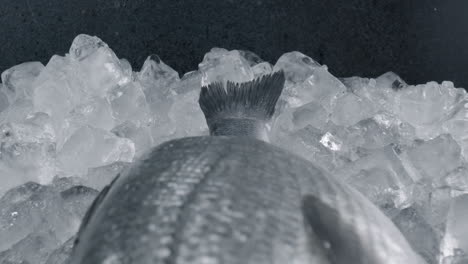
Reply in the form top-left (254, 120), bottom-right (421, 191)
top-left (0, 0), bottom-right (467, 89)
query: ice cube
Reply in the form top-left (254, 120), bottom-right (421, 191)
top-left (392, 206), bottom-right (440, 264)
top-left (0, 182), bottom-right (75, 252)
top-left (32, 55), bottom-right (86, 127)
top-left (336, 145), bottom-right (414, 215)
top-left (84, 161), bottom-right (130, 191)
top-left (171, 70), bottom-right (201, 95)
top-left (45, 236), bottom-right (75, 264)
top-left (238, 50), bottom-right (264, 66)
top-left (112, 120), bottom-right (154, 156)
top-left (199, 48), bottom-right (254, 86)
top-left (435, 167), bottom-right (468, 196)
top-left (274, 125), bottom-right (350, 172)
top-left (279, 64), bottom-right (347, 110)
top-left (331, 92), bottom-right (375, 126)
top-left (252, 62), bottom-right (273, 78)
top-left (350, 77), bottom-right (397, 115)
top-left (60, 185), bottom-right (98, 219)
top-left (169, 89), bottom-right (209, 138)
top-left (107, 82), bottom-right (152, 126)
top-left (347, 167), bottom-right (413, 217)
top-left (340, 76), bottom-right (373, 93)
top-left (51, 176), bottom-right (86, 192)
top-left (291, 101), bottom-right (329, 131)
top-left (137, 54), bottom-right (179, 100)
top-left (119, 58), bottom-right (133, 80)
top-left (1, 61), bottom-right (44, 103)
top-left (0, 98), bottom-right (34, 124)
top-left (273, 51), bottom-right (320, 86)
top-left (0, 231), bottom-right (61, 264)
top-left (0, 87), bottom-right (9, 113)
top-left (442, 98), bottom-right (468, 158)
top-left (394, 82), bottom-right (465, 135)
top-left (0, 182), bottom-right (49, 251)
top-left (271, 101), bottom-right (329, 138)
top-left (57, 126), bottom-right (134, 176)
top-left (69, 34), bottom-right (108, 61)
top-left (401, 134), bottom-right (463, 181)
top-left (428, 187), bottom-right (454, 231)
top-left (58, 97), bottom-right (115, 151)
top-left (0, 179), bottom-right (96, 263)
top-left (170, 70), bottom-right (199, 94)
top-left (375, 71), bottom-right (408, 90)
top-left (136, 55), bottom-right (180, 142)
top-left (76, 46), bottom-right (131, 97)
top-left (346, 112), bottom-right (416, 150)
top-left (440, 194), bottom-right (468, 263)
top-left (0, 114), bottom-right (57, 194)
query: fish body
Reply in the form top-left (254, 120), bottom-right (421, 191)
top-left (69, 72), bottom-right (426, 264)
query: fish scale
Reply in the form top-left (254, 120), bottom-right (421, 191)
top-left (71, 137), bottom-right (309, 263)
top-left (166, 138), bottom-right (305, 264)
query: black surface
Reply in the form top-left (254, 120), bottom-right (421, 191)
top-left (0, 0), bottom-right (467, 89)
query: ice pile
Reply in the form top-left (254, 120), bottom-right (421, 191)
top-left (0, 34), bottom-right (467, 264)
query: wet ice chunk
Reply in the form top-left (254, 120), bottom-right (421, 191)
top-left (112, 120), bottom-right (154, 156)
top-left (275, 125), bottom-right (350, 172)
top-left (84, 162), bottom-right (130, 191)
top-left (273, 51), bottom-right (321, 86)
top-left (0, 231), bottom-right (61, 264)
top-left (137, 54), bottom-right (179, 99)
top-left (395, 81), bottom-right (464, 130)
top-left (346, 112), bottom-right (416, 151)
top-left (320, 132), bottom-right (342, 151)
top-left (77, 46), bottom-right (131, 97)
top-left (69, 34), bottom-right (108, 61)
top-left (440, 194), bottom-right (468, 263)
top-left (392, 207), bottom-right (439, 263)
top-left (280, 65), bottom-right (347, 110)
top-left (252, 62), bottom-right (273, 78)
top-left (238, 50), bottom-right (264, 66)
top-left (1, 62), bottom-right (44, 103)
top-left (0, 113), bottom-right (57, 195)
top-left (435, 167), bottom-right (468, 196)
top-left (337, 145), bottom-right (414, 215)
top-left (331, 92), bottom-right (375, 126)
top-left (291, 102), bottom-right (329, 131)
top-left (375, 71), bottom-right (408, 90)
top-left (57, 126), bottom-right (135, 176)
top-left (107, 82), bottom-right (152, 126)
top-left (199, 48), bottom-right (254, 86)
top-left (169, 89), bottom-right (209, 138)
top-left (442, 98), bottom-right (468, 158)
top-left (60, 185), bottom-right (99, 219)
top-left (59, 97), bottom-right (115, 150)
top-left (45, 236), bottom-right (75, 264)
top-left (401, 134), bottom-right (463, 181)
top-left (0, 179), bottom-right (97, 264)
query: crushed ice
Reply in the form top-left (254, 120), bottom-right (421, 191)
top-left (0, 34), bottom-right (467, 264)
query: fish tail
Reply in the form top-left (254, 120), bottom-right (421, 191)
top-left (198, 71), bottom-right (285, 139)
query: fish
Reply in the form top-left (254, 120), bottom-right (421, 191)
top-left (68, 71), bottom-right (427, 264)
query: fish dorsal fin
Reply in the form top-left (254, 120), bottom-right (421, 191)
top-left (198, 71), bottom-right (285, 141)
top-left (302, 194), bottom-right (428, 264)
top-left (302, 195), bottom-right (364, 264)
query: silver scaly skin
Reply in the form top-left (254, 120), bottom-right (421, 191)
top-left (70, 136), bottom-right (425, 264)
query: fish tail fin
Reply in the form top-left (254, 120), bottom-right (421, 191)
top-left (198, 71), bottom-right (285, 139)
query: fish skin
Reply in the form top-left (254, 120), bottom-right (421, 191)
top-left (69, 136), bottom-right (426, 264)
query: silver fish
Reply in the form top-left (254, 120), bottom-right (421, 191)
top-left (69, 72), bottom-right (426, 264)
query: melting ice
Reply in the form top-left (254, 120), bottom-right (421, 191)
top-left (0, 34), bottom-right (467, 264)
